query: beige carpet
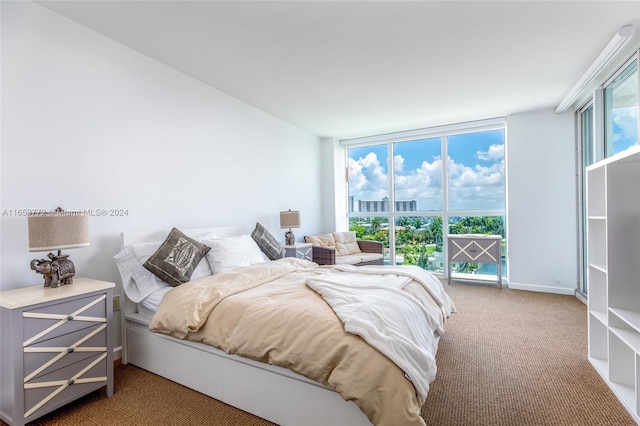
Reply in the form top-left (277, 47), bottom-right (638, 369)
top-left (4, 283), bottom-right (635, 425)
top-left (422, 283), bottom-right (635, 426)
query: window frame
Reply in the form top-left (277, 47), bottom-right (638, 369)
top-left (577, 100), bottom-right (594, 297)
top-left (342, 117), bottom-right (507, 279)
top-left (603, 56), bottom-right (639, 157)
top-left (577, 50), bottom-right (639, 299)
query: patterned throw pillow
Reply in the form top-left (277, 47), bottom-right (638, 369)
top-left (251, 222), bottom-right (286, 260)
top-left (143, 228), bottom-right (211, 286)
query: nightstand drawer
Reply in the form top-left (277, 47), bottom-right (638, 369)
top-left (284, 243), bottom-right (313, 261)
top-left (450, 241), bottom-right (500, 263)
top-left (24, 324), bottom-right (107, 382)
top-left (22, 293), bottom-right (107, 346)
top-left (23, 353), bottom-right (107, 420)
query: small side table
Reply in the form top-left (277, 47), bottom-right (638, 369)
top-left (284, 243), bottom-right (313, 261)
top-left (447, 234), bottom-right (502, 287)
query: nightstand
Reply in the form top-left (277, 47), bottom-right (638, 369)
top-left (0, 278), bottom-right (115, 426)
top-left (447, 234), bottom-right (502, 287)
top-left (284, 243), bottom-right (313, 261)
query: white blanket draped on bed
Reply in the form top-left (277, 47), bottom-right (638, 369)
top-left (331, 264), bottom-right (452, 319)
top-left (306, 267), bottom-right (445, 402)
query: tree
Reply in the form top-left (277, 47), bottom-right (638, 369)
top-left (371, 217), bottom-right (382, 233)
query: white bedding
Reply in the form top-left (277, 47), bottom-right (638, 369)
top-left (148, 258), bottom-right (455, 425)
top-left (117, 225), bottom-right (456, 425)
top-left (115, 231), bottom-right (273, 304)
top-left (137, 287), bottom-right (172, 318)
top-left (306, 268), bottom-right (446, 402)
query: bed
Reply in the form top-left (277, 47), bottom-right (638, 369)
top-left (116, 225), bottom-right (455, 426)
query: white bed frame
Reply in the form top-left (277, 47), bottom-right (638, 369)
top-left (120, 226), bottom-right (370, 426)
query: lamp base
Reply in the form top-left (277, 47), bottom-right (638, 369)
top-left (285, 231), bottom-right (296, 246)
top-left (29, 252), bottom-right (76, 288)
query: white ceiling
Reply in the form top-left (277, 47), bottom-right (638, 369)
top-left (37, 1), bottom-right (640, 139)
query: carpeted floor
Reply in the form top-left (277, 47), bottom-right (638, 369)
top-left (3, 283), bottom-right (635, 425)
top-left (422, 283), bottom-right (635, 425)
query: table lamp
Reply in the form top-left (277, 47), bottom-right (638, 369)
top-left (28, 208), bottom-right (89, 288)
top-left (279, 210), bottom-right (300, 246)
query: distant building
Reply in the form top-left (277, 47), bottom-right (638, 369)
top-left (395, 200), bottom-right (417, 212)
top-left (358, 198), bottom-right (388, 212)
top-left (356, 197), bottom-right (417, 213)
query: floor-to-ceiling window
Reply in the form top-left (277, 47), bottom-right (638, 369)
top-left (604, 58), bottom-right (638, 157)
top-left (344, 118), bottom-right (506, 280)
top-left (578, 54), bottom-right (639, 297)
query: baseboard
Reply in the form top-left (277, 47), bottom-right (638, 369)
top-left (113, 345), bottom-right (122, 362)
top-left (574, 291), bottom-right (587, 305)
top-left (507, 282), bottom-right (576, 295)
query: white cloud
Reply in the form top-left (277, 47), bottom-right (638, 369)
top-left (348, 152), bottom-right (388, 200)
top-left (394, 158), bottom-right (444, 208)
top-left (394, 155), bottom-right (404, 173)
top-left (447, 156), bottom-right (505, 210)
top-left (350, 149), bottom-right (505, 211)
top-left (476, 144), bottom-right (505, 161)
top-left (612, 107), bottom-right (638, 148)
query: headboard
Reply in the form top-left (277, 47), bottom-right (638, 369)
top-left (120, 225), bottom-right (243, 248)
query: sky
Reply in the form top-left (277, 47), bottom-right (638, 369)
top-left (610, 61), bottom-right (638, 155)
top-left (348, 129), bottom-right (506, 212)
top-left (613, 107), bottom-right (638, 155)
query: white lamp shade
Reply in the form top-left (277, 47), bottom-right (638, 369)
top-left (280, 210), bottom-right (301, 229)
top-left (28, 213), bottom-right (90, 252)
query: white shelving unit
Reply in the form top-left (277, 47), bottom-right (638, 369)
top-left (586, 145), bottom-right (640, 424)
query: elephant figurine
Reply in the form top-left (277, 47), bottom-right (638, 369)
top-left (48, 253), bottom-right (75, 285)
top-left (30, 258), bottom-right (60, 287)
top-left (30, 253), bottom-right (75, 288)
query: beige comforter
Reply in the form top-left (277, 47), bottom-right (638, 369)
top-left (149, 257), bottom-right (454, 426)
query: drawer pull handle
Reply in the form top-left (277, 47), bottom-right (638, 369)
top-left (67, 379), bottom-right (74, 385)
top-left (67, 315), bottom-right (74, 321)
top-left (67, 347), bottom-right (74, 353)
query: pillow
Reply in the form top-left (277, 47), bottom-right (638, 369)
top-left (114, 240), bottom-right (212, 303)
top-left (251, 222), bottom-right (286, 260)
top-left (204, 234), bottom-right (270, 274)
top-left (114, 243), bottom-right (168, 303)
top-left (305, 233), bottom-right (336, 248)
top-left (143, 228), bottom-right (211, 286)
top-left (114, 232), bottom-right (217, 303)
top-left (333, 231), bottom-right (361, 256)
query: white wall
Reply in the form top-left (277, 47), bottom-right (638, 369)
top-left (319, 137), bottom-right (348, 233)
top-left (506, 109), bottom-right (577, 294)
top-left (323, 109), bottom-right (579, 294)
top-left (1, 3), bottom-right (581, 306)
top-left (1, 1), bottom-right (323, 293)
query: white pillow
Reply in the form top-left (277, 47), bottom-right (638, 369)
top-left (305, 233), bottom-right (336, 248)
top-left (203, 234), bottom-right (269, 274)
top-left (114, 240), bottom-right (213, 303)
top-left (333, 231), bottom-right (362, 256)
